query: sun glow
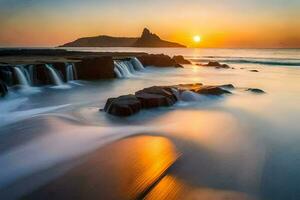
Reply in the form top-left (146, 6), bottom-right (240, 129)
top-left (193, 35), bottom-right (201, 43)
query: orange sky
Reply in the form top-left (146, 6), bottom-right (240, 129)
top-left (0, 0), bottom-right (299, 48)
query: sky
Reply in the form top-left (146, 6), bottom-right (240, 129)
top-left (0, 0), bottom-right (300, 48)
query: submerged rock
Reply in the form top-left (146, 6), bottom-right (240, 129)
top-left (246, 88), bottom-right (265, 94)
top-left (172, 55), bottom-right (191, 64)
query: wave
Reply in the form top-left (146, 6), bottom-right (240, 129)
top-left (191, 57), bottom-right (300, 66)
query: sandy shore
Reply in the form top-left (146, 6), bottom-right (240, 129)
top-left (0, 135), bottom-right (254, 200)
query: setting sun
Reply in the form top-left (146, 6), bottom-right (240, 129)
top-left (193, 35), bottom-right (201, 43)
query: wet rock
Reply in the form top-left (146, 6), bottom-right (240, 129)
top-left (198, 61), bottom-right (230, 69)
top-left (135, 86), bottom-right (177, 108)
top-left (219, 84), bottom-right (235, 89)
top-left (137, 54), bottom-right (182, 68)
top-left (0, 66), bottom-right (14, 86)
top-left (136, 93), bottom-right (173, 108)
top-left (196, 86), bottom-right (232, 95)
top-left (0, 80), bottom-right (8, 97)
top-left (104, 95), bottom-right (141, 116)
top-left (172, 55), bottom-right (191, 64)
top-left (246, 88), bottom-right (265, 94)
top-left (103, 83), bottom-right (233, 116)
top-left (75, 56), bottom-right (115, 80)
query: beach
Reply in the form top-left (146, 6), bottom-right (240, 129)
top-left (0, 48), bottom-right (300, 199)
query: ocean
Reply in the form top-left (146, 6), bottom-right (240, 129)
top-left (0, 48), bottom-right (300, 199)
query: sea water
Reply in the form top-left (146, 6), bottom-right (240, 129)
top-left (0, 48), bottom-right (300, 199)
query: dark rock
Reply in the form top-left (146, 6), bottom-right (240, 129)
top-left (136, 93), bottom-right (173, 108)
top-left (206, 61), bottom-right (222, 67)
top-left (246, 88), bottom-right (265, 94)
top-left (103, 83), bottom-right (233, 116)
top-left (198, 61), bottom-right (230, 69)
top-left (52, 63), bottom-right (67, 82)
top-left (135, 86), bottom-right (177, 108)
top-left (217, 64), bottom-right (230, 69)
top-left (137, 54), bottom-right (178, 67)
top-left (219, 84), bottom-right (235, 89)
top-left (0, 66), bottom-right (14, 86)
top-left (0, 80), bottom-right (8, 97)
top-left (136, 86), bottom-right (178, 103)
top-left (75, 56), bottom-right (115, 80)
top-left (33, 64), bottom-right (53, 85)
top-left (196, 86), bottom-right (231, 95)
top-left (249, 70), bottom-right (259, 72)
top-left (172, 55), bottom-right (191, 64)
top-left (104, 95), bottom-right (141, 116)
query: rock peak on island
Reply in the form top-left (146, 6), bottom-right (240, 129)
top-left (60, 28), bottom-right (186, 48)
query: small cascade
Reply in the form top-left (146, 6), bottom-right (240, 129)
top-left (13, 66), bottom-right (30, 86)
top-left (66, 63), bottom-right (77, 81)
top-left (114, 57), bottom-right (145, 78)
top-left (130, 57), bottom-right (144, 70)
top-left (45, 64), bottom-right (64, 85)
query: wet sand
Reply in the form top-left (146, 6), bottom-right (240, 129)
top-left (7, 135), bottom-right (255, 200)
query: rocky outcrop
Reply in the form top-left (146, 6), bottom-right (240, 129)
top-left (197, 61), bottom-right (230, 69)
top-left (0, 80), bottom-right (8, 97)
top-left (172, 55), bottom-right (191, 64)
top-left (75, 56), bottom-right (115, 80)
top-left (137, 54), bottom-right (183, 68)
top-left (103, 83), bottom-right (232, 116)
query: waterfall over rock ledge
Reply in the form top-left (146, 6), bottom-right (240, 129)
top-left (114, 57), bottom-right (145, 78)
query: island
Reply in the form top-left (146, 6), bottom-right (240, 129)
top-left (60, 28), bottom-right (186, 48)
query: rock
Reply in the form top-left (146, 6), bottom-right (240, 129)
top-left (216, 64), bottom-right (230, 69)
top-left (136, 93), bottom-right (173, 108)
top-left (135, 86), bottom-right (177, 108)
top-left (0, 67), bottom-right (14, 86)
top-left (249, 70), bottom-right (259, 72)
top-left (52, 62), bottom-right (68, 82)
top-left (172, 55), bottom-right (191, 64)
top-left (103, 83), bottom-right (233, 116)
top-left (219, 84), bottom-right (235, 89)
top-left (196, 86), bottom-right (232, 95)
top-left (104, 95), bottom-right (141, 116)
top-left (246, 88), bottom-right (265, 94)
top-left (75, 56), bottom-right (115, 80)
top-left (136, 86), bottom-right (178, 104)
top-left (206, 61), bottom-right (222, 67)
top-left (0, 80), bottom-right (8, 97)
top-left (198, 61), bottom-right (230, 69)
top-left (137, 54), bottom-right (179, 67)
top-left (33, 64), bottom-right (53, 85)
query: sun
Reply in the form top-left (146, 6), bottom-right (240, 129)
top-left (193, 35), bottom-right (201, 43)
